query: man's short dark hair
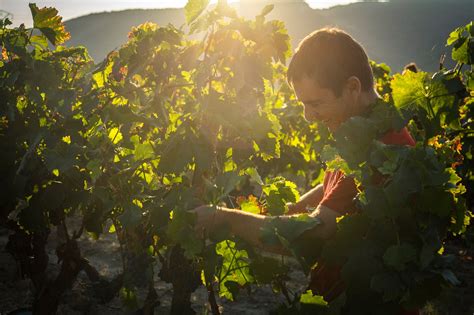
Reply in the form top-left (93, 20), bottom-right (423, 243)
top-left (287, 28), bottom-right (374, 97)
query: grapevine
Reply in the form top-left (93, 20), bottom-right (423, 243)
top-left (0, 2), bottom-right (472, 314)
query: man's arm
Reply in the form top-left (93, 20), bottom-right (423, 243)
top-left (287, 184), bottom-right (324, 214)
top-left (193, 202), bottom-right (338, 255)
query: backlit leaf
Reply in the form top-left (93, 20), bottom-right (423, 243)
top-left (184, 0), bottom-right (210, 25)
top-left (29, 3), bottom-right (70, 45)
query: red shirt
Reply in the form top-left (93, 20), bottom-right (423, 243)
top-left (309, 127), bottom-right (418, 314)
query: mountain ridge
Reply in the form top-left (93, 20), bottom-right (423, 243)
top-left (63, 1), bottom-right (474, 72)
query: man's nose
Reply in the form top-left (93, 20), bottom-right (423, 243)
top-left (308, 110), bottom-right (322, 120)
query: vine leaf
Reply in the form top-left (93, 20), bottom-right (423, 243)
top-left (260, 215), bottom-right (321, 248)
top-left (300, 290), bottom-right (328, 306)
top-left (370, 273), bottom-right (404, 302)
top-left (263, 177), bottom-right (300, 215)
top-left (391, 71), bottom-right (427, 111)
top-left (446, 22), bottom-right (474, 65)
top-left (259, 4), bottom-right (274, 18)
top-left (245, 167), bottom-right (264, 186)
top-left (216, 240), bottom-right (253, 301)
top-left (184, 0), bottom-right (210, 25)
top-left (29, 3), bottom-right (70, 45)
top-left (167, 210), bottom-right (203, 257)
top-left (237, 195), bottom-right (261, 214)
top-left (383, 243), bottom-right (417, 271)
top-left (118, 204), bottom-right (142, 230)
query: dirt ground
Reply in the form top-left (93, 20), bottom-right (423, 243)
top-left (0, 222), bottom-right (472, 315)
top-left (0, 221), bottom-right (307, 315)
top-left (423, 231), bottom-right (474, 315)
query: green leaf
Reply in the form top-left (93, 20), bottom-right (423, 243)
top-left (30, 35), bottom-right (48, 49)
top-left (19, 195), bottom-right (48, 232)
top-left (452, 38), bottom-right (471, 64)
top-left (120, 287), bottom-right (139, 310)
top-left (108, 127), bottom-right (123, 144)
top-left (419, 227), bottom-right (441, 269)
top-left (369, 142), bottom-right (401, 176)
top-left (133, 141), bottom-right (155, 161)
top-left (238, 195), bottom-right (261, 214)
top-left (193, 131), bottom-right (214, 171)
top-left (214, 171), bottom-right (242, 199)
top-left (29, 3), bottom-right (70, 45)
top-left (158, 133), bottom-right (194, 174)
top-left (249, 256), bottom-right (289, 284)
top-left (391, 72), bottom-right (428, 111)
top-left (334, 116), bottom-right (378, 168)
top-left (39, 183), bottom-right (66, 211)
top-left (383, 243), bottom-right (417, 271)
top-left (300, 290), bottom-right (328, 306)
top-left (370, 273), bottom-right (404, 302)
top-left (259, 4), bottom-right (274, 17)
top-left (384, 159), bottom-right (423, 208)
top-left (322, 215), bottom-right (371, 265)
top-left (223, 280), bottom-right (240, 299)
top-left (362, 186), bottom-right (393, 219)
top-left (167, 210), bottom-right (203, 257)
top-left (87, 159), bottom-right (102, 182)
top-left (118, 204), bottom-right (142, 230)
top-left (263, 177), bottom-right (300, 215)
top-left (446, 27), bottom-right (462, 45)
top-left (43, 144), bottom-right (81, 173)
top-left (215, 240), bottom-right (253, 301)
top-left (416, 187), bottom-right (453, 218)
top-left (340, 241), bottom-right (383, 287)
top-left (184, 0), bottom-right (210, 25)
top-left (260, 215), bottom-right (321, 248)
top-left (244, 167), bottom-right (264, 186)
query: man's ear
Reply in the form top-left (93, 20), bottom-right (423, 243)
top-left (344, 76), bottom-right (362, 99)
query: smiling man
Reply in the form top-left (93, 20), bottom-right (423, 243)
top-left (193, 28), bottom-right (417, 313)
top-left (288, 28), bottom-right (378, 131)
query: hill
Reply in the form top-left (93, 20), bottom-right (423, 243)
top-left (64, 0), bottom-right (474, 72)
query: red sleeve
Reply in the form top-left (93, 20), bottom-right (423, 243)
top-left (319, 170), bottom-right (358, 215)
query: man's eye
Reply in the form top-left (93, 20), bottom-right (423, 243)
top-left (307, 102), bottom-right (320, 108)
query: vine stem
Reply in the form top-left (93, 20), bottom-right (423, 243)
top-left (61, 219), bottom-right (70, 242)
top-left (207, 281), bottom-right (221, 315)
top-left (278, 279), bottom-right (292, 305)
top-left (112, 217), bottom-right (127, 273)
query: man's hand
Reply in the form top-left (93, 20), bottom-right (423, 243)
top-left (286, 184), bottom-right (324, 214)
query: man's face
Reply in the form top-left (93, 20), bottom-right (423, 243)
top-left (292, 76), bottom-right (356, 131)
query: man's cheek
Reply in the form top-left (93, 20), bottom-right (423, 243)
top-left (304, 111), bottom-right (317, 122)
top-left (303, 108), bottom-right (311, 120)
top-left (303, 107), bottom-right (315, 119)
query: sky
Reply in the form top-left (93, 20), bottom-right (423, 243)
top-left (0, 1), bottom-right (372, 27)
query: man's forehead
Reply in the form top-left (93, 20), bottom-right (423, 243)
top-left (293, 79), bottom-right (333, 102)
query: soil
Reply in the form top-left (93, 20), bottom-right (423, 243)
top-left (0, 220), bottom-right (306, 315)
top-left (0, 221), bottom-right (472, 315)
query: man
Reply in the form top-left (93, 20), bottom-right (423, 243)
top-left (193, 27), bottom-right (416, 309)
